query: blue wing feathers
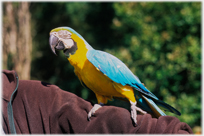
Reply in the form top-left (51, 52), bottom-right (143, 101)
top-left (87, 49), bottom-right (158, 100)
top-left (87, 49), bottom-right (181, 116)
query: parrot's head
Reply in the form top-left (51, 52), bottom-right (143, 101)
top-left (49, 27), bottom-right (91, 57)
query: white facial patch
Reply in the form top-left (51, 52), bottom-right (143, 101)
top-left (57, 30), bottom-right (74, 48)
top-left (58, 30), bottom-right (72, 39)
top-left (50, 30), bottom-right (75, 49)
top-left (62, 38), bottom-right (75, 49)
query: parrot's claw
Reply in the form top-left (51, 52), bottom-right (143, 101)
top-left (130, 101), bottom-right (147, 126)
top-left (88, 103), bottom-right (103, 121)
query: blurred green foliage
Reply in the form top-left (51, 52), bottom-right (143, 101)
top-left (29, 2), bottom-right (201, 130)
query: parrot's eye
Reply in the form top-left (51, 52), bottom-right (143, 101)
top-left (58, 30), bottom-right (71, 39)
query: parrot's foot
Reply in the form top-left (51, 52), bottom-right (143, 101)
top-left (88, 103), bottom-right (104, 121)
top-left (130, 101), bottom-right (147, 126)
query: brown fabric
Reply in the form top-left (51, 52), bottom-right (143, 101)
top-left (2, 70), bottom-right (193, 134)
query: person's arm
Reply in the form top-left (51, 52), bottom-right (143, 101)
top-left (2, 70), bottom-right (193, 134)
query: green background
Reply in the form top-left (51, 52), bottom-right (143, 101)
top-left (4, 2), bottom-right (201, 133)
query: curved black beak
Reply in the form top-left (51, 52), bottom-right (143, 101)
top-left (49, 34), bottom-right (62, 56)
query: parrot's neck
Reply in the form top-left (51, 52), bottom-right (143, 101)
top-left (67, 34), bottom-right (92, 71)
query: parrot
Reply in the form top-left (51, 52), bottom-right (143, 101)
top-left (49, 26), bottom-right (181, 126)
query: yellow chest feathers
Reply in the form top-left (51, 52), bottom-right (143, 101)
top-left (67, 33), bottom-right (88, 70)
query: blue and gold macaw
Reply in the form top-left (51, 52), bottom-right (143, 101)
top-left (49, 27), bottom-right (181, 126)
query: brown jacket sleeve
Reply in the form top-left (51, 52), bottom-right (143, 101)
top-left (2, 70), bottom-right (193, 134)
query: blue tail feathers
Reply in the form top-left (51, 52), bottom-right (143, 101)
top-left (135, 91), bottom-right (181, 117)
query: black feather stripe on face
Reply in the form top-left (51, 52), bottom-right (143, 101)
top-left (63, 40), bottom-right (78, 58)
